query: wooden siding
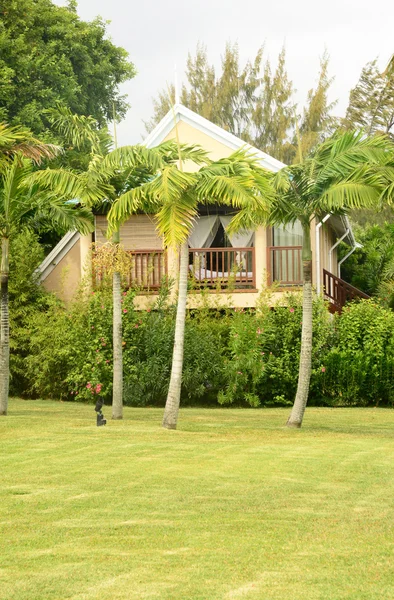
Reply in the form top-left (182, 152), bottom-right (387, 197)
top-left (95, 215), bottom-right (163, 250)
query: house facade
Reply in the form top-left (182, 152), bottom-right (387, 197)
top-left (38, 104), bottom-right (363, 311)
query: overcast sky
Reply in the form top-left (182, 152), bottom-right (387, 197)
top-left (56, 0), bottom-right (393, 147)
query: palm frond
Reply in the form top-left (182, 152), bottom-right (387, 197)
top-left (107, 182), bottom-right (159, 235)
top-left (98, 145), bottom-right (164, 178)
top-left (155, 140), bottom-right (211, 166)
top-left (319, 181), bottom-right (381, 210)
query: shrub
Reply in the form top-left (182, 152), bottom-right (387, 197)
top-left (218, 295), bottom-right (332, 407)
top-left (319, 300), bottom-right (394, 406)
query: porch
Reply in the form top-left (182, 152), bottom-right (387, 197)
top-left (118, 248), bottom-right (369, 313)
top-left (119, 245), bottom-right (305, 292)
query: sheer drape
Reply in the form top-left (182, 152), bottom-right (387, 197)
top-left (188, 216), bottom-right (220, 248)
top-left (219, 216), bottom-right (254, 247)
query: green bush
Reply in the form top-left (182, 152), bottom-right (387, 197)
top-left (218, 295), bottom-right (332, 407)
top-left (9, 254), bottom-right (394, 408)
top-left (320, 300), bottom-right (394, 406)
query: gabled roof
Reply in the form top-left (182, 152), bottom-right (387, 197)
top-left (144, 103), bottom-right (285, 173)
top-left (36, 230), bottom-right (80, 282)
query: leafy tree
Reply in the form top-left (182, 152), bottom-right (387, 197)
top-left (295, 52), bottom-right (338, 161)
top-left (108, 144), bottom-right (274, 430)
top-left (0, 154), bottom-right (93, 415)
top-left (252, 47), bottom-right (295, 162)
top-left (0, 0), bottom-right (135, 133)
top-left (345, 59), bottom-right (394, 138)
top-left (146, 43), bottom-right (291, 148)
top-left (270, 130), bottom-right (393, 428)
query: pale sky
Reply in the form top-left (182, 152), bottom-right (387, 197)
top-left (55, 0), bottom-right (393, 147)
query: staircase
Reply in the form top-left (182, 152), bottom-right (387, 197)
top-left (322, 269), bottom-right (370, 313)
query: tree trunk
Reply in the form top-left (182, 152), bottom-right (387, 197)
top-left (162, 242), bottom-right (189, 430)
top-left (112, 232), bottom-right (123, 420)
top-left (287, 225), bottom-right (313, 429)
top-left (0, 237), bottom-right (10, 416)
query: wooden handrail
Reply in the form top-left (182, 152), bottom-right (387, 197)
top-left (323, 268), bottom-right (370, 312)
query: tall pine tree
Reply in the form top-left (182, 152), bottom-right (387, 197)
top-left (345, 59), bottom-right (394, 138)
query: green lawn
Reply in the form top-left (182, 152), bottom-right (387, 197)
top-left (1, 400), bottom-right (394, 600)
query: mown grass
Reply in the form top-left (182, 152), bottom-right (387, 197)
top-left (1, 399), bottom-right (394, 600)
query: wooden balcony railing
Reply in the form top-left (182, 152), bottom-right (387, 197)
top-left (127, 250), bottom-right (167, 289)
top-left (189, 247), bottom-right (256, 289)
top-left (323, 269), bottom-right (370, 312)
top-left (94, 249), bottom-right (167, 291)
top-left (267, 246), bottom-right (303, 286)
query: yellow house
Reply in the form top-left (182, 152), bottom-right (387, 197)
top-left (37, 104), bottom-right (367, 311)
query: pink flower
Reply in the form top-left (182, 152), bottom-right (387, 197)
top-left (256, 328), bottom-right (264, 335)
top-left (95, 384), bottom-right (102, 394)
top-left (105, 360), bottom-right (110, 364)
top-left (101, 343), bottom-right (106, 347)
top-left (123, 292), bottom-right (127, 296)
top-left (101, 305), bottom-right (104, 309)
top-left (91, 326), bottom-right (94, 329)
top-left (321, 367), bottom-right (326, 373)
top-left (86, 382), bottom-right (92, 389)
top-left (134, 324), bottom-right (139, 328)
top-left (261, 352), bottom-right (265, 355)
top-left (289, 307), bottom-right (295, 313)
top-left (75, 392), bottom-right (78, 395)
top-left (96, 349), bottom-right (99, 352)
top-left (123, 309), bottom-right (128, 314)
top-left (146, 308), bottom-right (151, 313)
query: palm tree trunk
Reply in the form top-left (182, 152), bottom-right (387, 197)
top-left (287, 224), bottom-right (313, 429)
top-left (0, 237), bottom-right (10, 416)
top-left (112, 231), bottom-right (123, 420)
top-left (162, 241), bottom-right (189, 430)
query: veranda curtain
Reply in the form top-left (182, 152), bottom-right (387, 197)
top-left (219, 216), bottom-right (254, 247)
top-left (188, 216), bottom-right (219, 248)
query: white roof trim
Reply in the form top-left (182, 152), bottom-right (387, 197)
top-left (143, 104), bottom-right (286, 173)
top-left (36, 231), bottom-right (80, 282)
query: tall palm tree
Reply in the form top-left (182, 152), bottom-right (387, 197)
top-left (32, 112), bottom-right (207, 419)
top-left (270, 130), bottom-right (394, 428)
top-left (108, 149), bottom-right (274, 429)
top-left (0, 157), bottom-right (93, 415)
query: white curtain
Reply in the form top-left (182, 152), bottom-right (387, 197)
top-left (219, 216), bottom-right (254, 248)
top-left (188, 216), bottom-right (219, 248)
top-left (273, 221), bottom-right (303, 246)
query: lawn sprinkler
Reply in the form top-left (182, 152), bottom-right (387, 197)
top-left (94, 397), bottom-right (107, 426)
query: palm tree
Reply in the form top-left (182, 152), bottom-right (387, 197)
top-left (0, 157), bottom-right (93, 415)
top-left (108, 149), bottom-right (274, 429)
top-left (31, 110), bottom-right (207, 419)
top-left (270, 130), bottom-right (394, 428)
